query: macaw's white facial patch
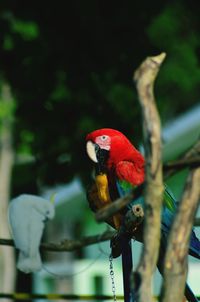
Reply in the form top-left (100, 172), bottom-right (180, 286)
top-left (95, 135), bottom-right (111, 151)
top-left (86, 141), bottom-right (98, 163)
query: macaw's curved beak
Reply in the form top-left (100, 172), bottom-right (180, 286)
top-left (86, 141), bottom-right (98, 163)
top-left (86, 141), bottom-right (109, 173)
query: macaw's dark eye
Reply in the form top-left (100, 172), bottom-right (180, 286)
top-left (101, 135), bottom-right (107, 141)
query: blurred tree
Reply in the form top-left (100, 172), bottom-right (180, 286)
top-left (147, 2), bottom-right (200, 120)
top-left (0, 82), bottom-right (16, 302)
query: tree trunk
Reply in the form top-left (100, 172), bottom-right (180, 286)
top-left (0, 83), bottom-right (16, 302)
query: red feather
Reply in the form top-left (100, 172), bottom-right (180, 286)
top-left (116, 160), bottom-right (145, 186)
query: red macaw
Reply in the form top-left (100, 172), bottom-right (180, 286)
top-left (86, 128), bottom-right (200, 302)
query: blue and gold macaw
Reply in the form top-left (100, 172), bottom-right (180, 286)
top-left (86, 128), bottom-right (200, 302)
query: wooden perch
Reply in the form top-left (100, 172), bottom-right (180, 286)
top-left (0, 205), bottom-right (145, 253)
top-left (161, 167), bottom-right (200, 302)
top-left (164, 156), bottom-right (200, 171)
top-left (0, 230), bottom-right (116, 252)
top-left (132, 53), bottom-right (166, 302)
top-left (164, 138), bottom-right (200, 178)
top-left (95, 191), bottom-right (135, 222)
top-left (0, 213), bottom-right (199, 253)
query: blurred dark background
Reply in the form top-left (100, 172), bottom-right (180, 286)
top-left (0, 0), bottom-right (200, 191)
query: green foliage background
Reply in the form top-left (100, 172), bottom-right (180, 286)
top-left (0, 0), bottom-right (200, 192)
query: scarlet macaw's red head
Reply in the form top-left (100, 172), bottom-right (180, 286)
top-left (86, 128), bottom-right (145, 186)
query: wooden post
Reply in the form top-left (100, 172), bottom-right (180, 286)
top-left (132, 53), bottom-right (166, 302)
top-left (161, 167), bottom-right (200, 302)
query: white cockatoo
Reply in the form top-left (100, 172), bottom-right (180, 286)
top-left (8, 194), bottom-right (55, 273)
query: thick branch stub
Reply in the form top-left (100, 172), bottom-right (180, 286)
top-left (124, 205), bottom-right (144, 232)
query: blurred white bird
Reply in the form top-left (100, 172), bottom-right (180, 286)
top-left (8, 194), bottom-right (55, 273)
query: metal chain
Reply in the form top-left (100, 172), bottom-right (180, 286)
top-left (109, 254), bottom-right (117, 302)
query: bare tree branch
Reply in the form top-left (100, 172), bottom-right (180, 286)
top-left (132, 53), bottom-right (166, 302)
top-left (161, 167), bottom-right (200, 302)
top-left (0, 204), bottom-right (144, 252)
top-left (0, 230), bottom-right (116, 252)
top-left (0, 213), bottom-right (199, 253)
top-left (164, 139), bottom-right (200, 178)
top-left (95, 191), bottom-right (135, 222)
top-left (164, 156), bottom-right (200, 171)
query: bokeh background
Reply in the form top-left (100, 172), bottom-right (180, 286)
top-left (0, 0), bottom-right (200, 300)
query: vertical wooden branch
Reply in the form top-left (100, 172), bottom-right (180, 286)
top-left (0, 83), bottom-right (16, 302)
top-left (161, 167), bottom-right (200, 302)
top-left (132, 53), bottom-right (166, 302)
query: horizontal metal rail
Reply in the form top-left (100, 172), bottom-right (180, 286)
top-left (0, 293), bottom-right (199, 301)
top-left (0, 293), bottom-right (123, 301)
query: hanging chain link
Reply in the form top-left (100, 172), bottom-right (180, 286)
top-left (109, 254), bottom-right (117, 302)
